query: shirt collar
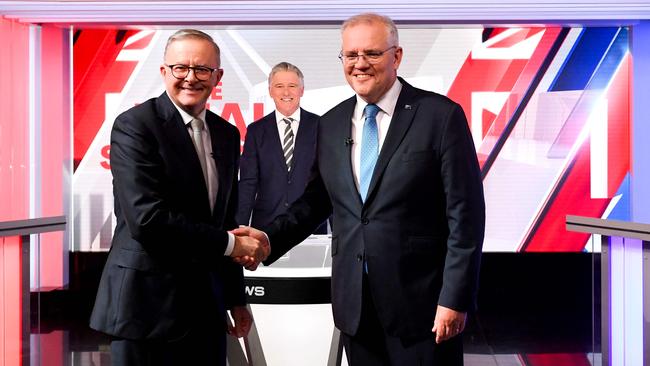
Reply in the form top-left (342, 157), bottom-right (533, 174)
top-left (167, 92), bottom-right (207, 126)
top-left (275, 108), bottom-right (301, 124)
top-left (354, 78), bottom-right (402, 117)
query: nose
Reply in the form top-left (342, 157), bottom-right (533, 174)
top-left (184, 68), bottom-right (199, 81)
top-left (353, 55), bottom-right (371, 68)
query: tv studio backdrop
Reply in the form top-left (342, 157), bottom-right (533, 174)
top-left (1, 1), bottom-right (650, 365)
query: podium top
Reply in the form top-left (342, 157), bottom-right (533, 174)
top-left (244, 234), bottom-right (332, 278)
top-left (566, 215), bottom-right (650, 241)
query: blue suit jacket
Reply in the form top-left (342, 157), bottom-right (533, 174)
top-left (236, 108), bottom-right (319, 228)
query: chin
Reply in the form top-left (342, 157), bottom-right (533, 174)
top-left (354, 90), bottom-right (371, 100)
top-left (351, 84), bottom-right (370, 95)
top-left (179, 96), bottom-right (200, 106)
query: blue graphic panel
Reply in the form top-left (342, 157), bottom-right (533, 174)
top-left (549, 27), bottom-right (620, 91)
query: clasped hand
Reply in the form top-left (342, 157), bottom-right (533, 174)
top-left (229, 226), bottom-right (270, 270)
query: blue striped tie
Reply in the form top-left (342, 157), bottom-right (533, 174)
top-left (359, 104), bottom-right (380, 202)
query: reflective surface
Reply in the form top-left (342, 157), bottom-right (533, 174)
top-left (31, 306), bottom-right (599, 366)
top-left (24, 251), bottom-right (599, 366)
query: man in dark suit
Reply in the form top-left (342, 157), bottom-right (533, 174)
top-left (235, 13), bottom-right (484, 365)
top-left (237, 62), bottom-right (323, 232)
top-left (90, 29), bottom-right (268, 366)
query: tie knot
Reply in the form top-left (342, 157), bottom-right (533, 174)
top-left (364, 104), bottom-right (380, 119)
top-left (191, 118), bottom-right (204, 131)
top-left (282, 117), bottom-right (293, 125)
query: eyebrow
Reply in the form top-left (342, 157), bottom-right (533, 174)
top-left (344, 48), bottom-right (383, 54)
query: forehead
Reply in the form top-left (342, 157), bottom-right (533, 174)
top-left (341, 22), bottom-right (390, 50)
top-left (270, 70), bottom-right (302, 84)
top-left (165, 38), bottom-right (218, 64)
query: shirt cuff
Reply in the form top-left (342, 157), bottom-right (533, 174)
top-left (224, 232), bottom-right (235, 256)
top-left (262, 231), bottom-right (271, 247)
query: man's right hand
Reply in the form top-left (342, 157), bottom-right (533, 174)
top-left (230, 226), bottom-right (271, 270)
top-left (230, 234), bottom-right (266, 263)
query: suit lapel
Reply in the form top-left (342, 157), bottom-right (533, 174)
top-left (334, 97), bottom-right (361, 206)
top-left (261, 114), bottom-right (288, 171)
top-left (366, 82), bottom-right (418, 204)
top-left (157, 94), bottom-right (211, 211)
top-left (206, 113), bottom-right (232, 221)
top-left (291, 108), bottom-right (315, 177)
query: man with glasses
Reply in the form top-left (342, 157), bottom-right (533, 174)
top-left (236, 13), bottom-right (484, 365)
top-left (90, 29), bottom-right (268, 366)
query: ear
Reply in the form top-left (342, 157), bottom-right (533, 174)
top-left (213, 68), bottom-right (224, 86)
top-left (160, 64), bottom-right (167, 78)
top-left (393, 46), bottom-right (403, 70)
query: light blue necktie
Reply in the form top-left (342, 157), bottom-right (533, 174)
top-left (359, 104), bottom-right (380, 202)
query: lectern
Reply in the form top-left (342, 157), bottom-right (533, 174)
top-left (566, 215), bottom-right (650, 366)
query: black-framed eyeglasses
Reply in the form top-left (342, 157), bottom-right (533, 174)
top-left (338, 46), bottom-right (397, 65)
top-left (165, 64), bottom-right (218, 81)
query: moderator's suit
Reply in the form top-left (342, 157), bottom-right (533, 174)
top-left (90, 92), bottom-right (244, 344)
top-left (264, 78), bottom-right (485, 342)
top-left (236, 108), bottom-right (319, 228)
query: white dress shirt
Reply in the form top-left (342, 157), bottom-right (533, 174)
top-left (275, 108), bottom-right (301, 144)
top-left (351, 79), bottom-right (403, 192)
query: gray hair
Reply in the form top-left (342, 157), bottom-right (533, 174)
top-left (268, 62), bottom-right (304, 86)
top-left (164, 29), bottom-right (221, 66)
top-left (341, 13), bottom-right (399, 46)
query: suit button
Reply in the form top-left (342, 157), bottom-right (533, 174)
top-left (361, 218), bottom-right (369, 225)
top-left (284, 202), bottom-right (289, 207)
top-left (356, 254), bottom-right (363, 262)
top-left (287, 180), bottom-right (292, 184)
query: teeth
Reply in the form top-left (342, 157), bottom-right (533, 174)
top-left (355, 75), bottom-right (370, 79)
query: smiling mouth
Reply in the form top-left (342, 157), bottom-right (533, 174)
top-left (354, 74), bottom-right (372, 80)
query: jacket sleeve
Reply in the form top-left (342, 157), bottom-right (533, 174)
top-left (263, 159), bottom-right (333, 265)
top-left (437, 103), bottom-right (485, 312)
top-left (223, 127), bottom-right (246, 307)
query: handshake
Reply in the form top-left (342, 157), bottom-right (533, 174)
top-left (229, 226), bottom-right (270, 271)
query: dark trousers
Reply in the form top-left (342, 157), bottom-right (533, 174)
top-left (110, 325), bottom-right (226, 366)
top-left (341, 275), bottom-right (463, 366)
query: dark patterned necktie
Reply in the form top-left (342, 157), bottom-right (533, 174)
top-left (282, 117), bottom-right (295, 171)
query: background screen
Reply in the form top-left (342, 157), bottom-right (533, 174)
top-left (71, 26), bottom-right (631, 252)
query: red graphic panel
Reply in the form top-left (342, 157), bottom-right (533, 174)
top-left (523, 55), bottom-right (630, 251)
top-left (73, 29), bottom-right (138, 169)
top-left (0, 18), bottom-right (30, 221)
top-left (447, 28), bottom-right (563, 166)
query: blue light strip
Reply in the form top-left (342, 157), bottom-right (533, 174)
top-left (623, 238), bottom-right (643, 366)
top-left (610, 235), bottom-right (625, 365)
top-left (610, 235), bottom-right (644, 366)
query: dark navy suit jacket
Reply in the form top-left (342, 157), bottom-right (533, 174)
top-left (263, 79), bottom-right (485, 341)
top-left (236, 108), bottom-right (320, 228)
top-left (90, 92), bottom-right (244, 341)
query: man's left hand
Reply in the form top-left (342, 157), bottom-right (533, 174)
top-left (228, 306), bottom-right (253, 338)
top-left (432, 305), bottom-right (466, 343)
